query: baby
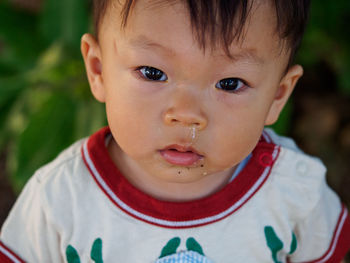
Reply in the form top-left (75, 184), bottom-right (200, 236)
top-left (1, 0), bottom-right (349, 262)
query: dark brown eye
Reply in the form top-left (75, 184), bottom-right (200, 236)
top-left (139, 66), bottom-right (167, 81)
top-left (215, 78), bottom-right (245, 93)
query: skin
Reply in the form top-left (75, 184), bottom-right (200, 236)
top-left (81, 0), bottom-right (303, 202)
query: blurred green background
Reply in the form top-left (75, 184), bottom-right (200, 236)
top-left (0, 1), bottom-right (350, 260)
top-left (0, 0), bottom-right (106, 194)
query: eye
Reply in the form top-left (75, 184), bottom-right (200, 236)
top-left (215, 78), bottom-right (247, 93)
top-left (138, 66), bottom-right (168, 81)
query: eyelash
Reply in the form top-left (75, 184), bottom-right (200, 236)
top-left (135, 66), bottom-right (249, 93)
top-left (135, 66), bottom-right (168, 82)
top-left (215, 78), bottom-right (248, 94)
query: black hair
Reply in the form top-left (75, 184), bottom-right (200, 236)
top-left (93, 0), bottom-right (311, 66)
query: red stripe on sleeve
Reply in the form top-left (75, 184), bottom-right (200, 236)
top-left (325, 207), bottom-right (350, 263)
top-left (290, 205), bottom-right (350, 263)
top-left (0, 241), bottom-right (25, 263)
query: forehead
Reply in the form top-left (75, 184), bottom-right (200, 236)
top-left (103, 0), bottom-right (284, 63)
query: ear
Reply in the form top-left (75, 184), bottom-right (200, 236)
top-left (265, 64), bottom-right (303, 125)
top-left (81, 33), bottom-right (105, 102)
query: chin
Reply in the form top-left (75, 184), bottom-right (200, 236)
top-left (157, 171), bottom-right (206, 184)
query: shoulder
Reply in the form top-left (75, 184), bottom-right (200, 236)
top-left (34, 138), bottom-right (87, 183)
top-left (261, 128), bottom-right (330, 219)
top-left (262, 130), bottom-right (350, 262)
top-left (257, 130), bottom-right (349, 262)
top-left (263, 128), bottom-right (326, 177)
top-left (28, 137), bottom-right (98, 222)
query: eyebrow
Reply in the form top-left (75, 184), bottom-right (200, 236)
top-left (128, 35), bottom-right (265, 65)
top-left (128, 35), bottom-right (176, 55)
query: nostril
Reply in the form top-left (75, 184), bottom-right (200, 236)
top-left (163, 110), bottom-right (207, 129)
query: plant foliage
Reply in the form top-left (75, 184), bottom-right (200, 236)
top-left (0, 0), bottom-right (106, 192)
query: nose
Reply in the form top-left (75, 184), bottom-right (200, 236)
top-left (163, 90), bottom-right (208, 130)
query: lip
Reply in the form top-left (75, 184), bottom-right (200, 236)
top-left (159, 144), bottom-right (204, 166)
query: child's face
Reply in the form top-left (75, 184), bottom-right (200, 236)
top-left (82, 0), bottom-right (303, 199)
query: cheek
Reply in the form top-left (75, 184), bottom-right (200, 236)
top-left (205, 101), bottom-right (268, 168)
top-left (107, 107), bottom-right (152, 157)
top-left (105, 89), bottom-right (160, 158)
top-left (208, 123), bottom-right (263, 169)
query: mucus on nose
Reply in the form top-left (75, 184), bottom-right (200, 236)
top-left (189, 124), bottom-right (198, 144)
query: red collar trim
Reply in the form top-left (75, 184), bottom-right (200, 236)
top-left (82, 127), bottom-right (280, 228)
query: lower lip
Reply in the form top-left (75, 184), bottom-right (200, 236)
top-left (159, 149), bottom-right (203, 166)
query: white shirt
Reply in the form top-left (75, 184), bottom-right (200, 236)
top-left (1, 127), bottom-right (349, 263)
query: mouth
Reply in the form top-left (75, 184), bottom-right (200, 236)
top-left (159, 144), bottom-right (204, 166)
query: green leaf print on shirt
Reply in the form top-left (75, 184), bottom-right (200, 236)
top-left (91, 238), bottom-right (103, 263)
top-left (66, 238), bottom-right (103, 263)
top-left (186, 237), bottom-right (205, 256)
top-left (264, 226), bottom-right (297, 263)
top-left (159, 237), bottom-right (181, 258)
top-left (159, 237), bottom-right (205, 259)
top-left (289, 232), bottom-right (297, 254)
top-left (156, 237), bottom-right (213, 263)
top-left (66, 245), bottom-right (81, 263)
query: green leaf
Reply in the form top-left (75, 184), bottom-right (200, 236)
top-left (39, 0), bottom-right (90, 51)
top-left (73, 98), bottom-right (106, 140)
top-left (13, 93), bottom-right (77, 190)
top-left (0, 2), bottom-right (44, 71)
top-left (0, 76), bottom-right (25, 109)
top-left (297, 0), bottom-right (350, 96)
top-left (0, 76), bottom-right (26, 141)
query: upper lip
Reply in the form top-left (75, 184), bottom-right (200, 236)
top-left (160, 144), bottom-right (204, 156)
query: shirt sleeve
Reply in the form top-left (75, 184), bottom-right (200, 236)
top-left (288, 178), bottom-right (350, 263)
top-left (0, 173), bottom-right (63, 263)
